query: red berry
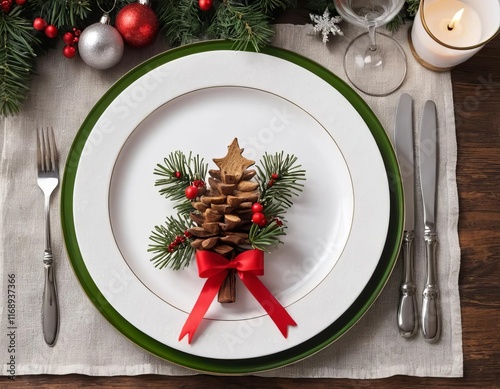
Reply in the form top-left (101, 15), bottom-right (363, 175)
top-left (185, 185), bottom-right (198, 200)
top-left (1, 0), bottom-right (12, 13)
top-left (63, 31), bottom-right (75, 45)
top-left (63, 45), bottom-right (76, 59)
top-left (268, 179), bottom-right (275, 187)
top-left (33, 17), bottom-right (47, 31)
top-left (251, 203), bottom-right (264, 214)
top-left (15, 0), bottom-right (26, 5)
top-left (252, 212), bottom-right (266, 225)
top-left (271, 173), bottom-right (279, 180)
top-left (198, 0), bottom-right (213, 11)
top-left (257, 219), bottom-right (267, 227)
top-left (193, 179), bottom-right (205, 187)
top-left (44, 24), bottom-right (58, 38)
top-left (184, 230), bottom-right (192, 238)
top-left (174, 171), bottom-right (182, 179)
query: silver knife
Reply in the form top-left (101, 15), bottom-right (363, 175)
top-left (394, 93), bottom-right (418, 338)
top-left (419, 100), bottom-right (440, 343)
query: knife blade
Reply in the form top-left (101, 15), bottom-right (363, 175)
top-left (394, 93), bottom-right (418, 338)
top-left (419, 100), bottom-right (440, 343)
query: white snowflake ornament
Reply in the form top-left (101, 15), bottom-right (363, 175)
top-left (310, 8), bottom-right (343, 44)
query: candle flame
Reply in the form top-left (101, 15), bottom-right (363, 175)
top-left (448, 8), bottom-right (464, 30)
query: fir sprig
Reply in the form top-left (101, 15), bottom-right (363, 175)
top-left (248, 220), bottom-right (286, 252)
top-left (39, 0), bottom-right (92, 28)
top-left (156, 0), bottom-right (205, 48)
top-left (154, 151), bottom-right (208, 215)
top-left (256, 152), bottom-right (306, 210)
top-left (148, 215), bottom-right (195, 270)
top-left (207, 2), bottom-right (274, 52)
top-left (0, 6), bottom-right (40, 116)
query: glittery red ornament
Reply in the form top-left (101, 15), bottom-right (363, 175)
top-left (115, 0), bottom-right (159, 48)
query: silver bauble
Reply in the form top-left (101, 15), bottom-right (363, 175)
top-left (79, 14), bottom-right (124, 70)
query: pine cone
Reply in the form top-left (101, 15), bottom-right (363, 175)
top-left (188, 138), bottom-right (259, 258)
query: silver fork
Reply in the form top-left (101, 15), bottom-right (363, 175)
top-left (36, 127), bottom-right (60, 347)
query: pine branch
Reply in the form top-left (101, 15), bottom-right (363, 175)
top-left (38, 0), bottom-right (93, 28)
top-left (207, 1), bottom-right (274, 52)
top-left (0, 7), bottom-right (40, 116)
top-left (386, 11), bottom-right (405, 32)
top-left (258, 0), bottom-right (296, 14)
top-left (148, 215), bottom-right (195, 270)
top-left (156, 0), bottom-right (205, 47)
top-left (248, 220), bottom-right (286, 252)
top-left (154, 150), bottom-right (208, 216)
top-left (256, 152), bottom-right (306, 210)
top-left (406, 0), bottom-right (420, 17)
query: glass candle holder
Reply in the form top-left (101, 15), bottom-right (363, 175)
top-left (409, 0), bottom-right (500, 71)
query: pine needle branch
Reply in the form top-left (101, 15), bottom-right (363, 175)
top-left (156, 0), bottom-right (205, 47)
top-left (154, 150), bottom-right (208, 216)
top-left (148, 215), bottom-right (195, 270)
top-left (248, 220), bottom-right (286, 252)
top-left (207, 1), bottom-right (274, 52)
top-left (256, 152), bottom-right (306, 212)
top-left (0, 7), bottom-right (40, 116)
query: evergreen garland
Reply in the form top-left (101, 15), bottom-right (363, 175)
top-left (1, 0), bottom-right (416, 117)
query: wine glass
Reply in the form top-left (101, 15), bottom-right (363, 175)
top-left (333, 0), bottom-right (407, 96)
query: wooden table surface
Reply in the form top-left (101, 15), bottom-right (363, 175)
top-left (9, 6), bottom-right (500, 389)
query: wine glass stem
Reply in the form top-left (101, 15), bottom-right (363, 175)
top-left (368, 24), bottom-right (377, 51)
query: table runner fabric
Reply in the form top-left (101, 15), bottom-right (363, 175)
top-left (0, 23), bottom-right (462, 378)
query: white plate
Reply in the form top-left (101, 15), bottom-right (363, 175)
top-left (63, 43), bottom-right (399, 371)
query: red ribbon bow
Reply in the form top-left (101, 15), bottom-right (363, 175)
top-left (179, 249), bottom-right (297, 343)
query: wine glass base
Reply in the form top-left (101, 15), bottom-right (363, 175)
top-left (343, 32), bottom-right (407, 97)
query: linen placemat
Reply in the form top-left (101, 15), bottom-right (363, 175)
top-left (0, 23), bottom-right (462, 378)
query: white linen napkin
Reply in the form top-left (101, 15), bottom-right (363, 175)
top-left (0, 23), bottom-right (462, 378)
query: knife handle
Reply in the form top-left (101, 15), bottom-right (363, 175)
top-left (421, 231), bottom-right (440, 343)
top-left (397, 231), bottom-right (418, 338)
top-left (43, 251), bottom-right (59, 347)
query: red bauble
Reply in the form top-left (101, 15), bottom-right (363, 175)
top-left (115, 2), bottom-right (159, 48)
top-left (251, 203), bottom-right (264, 214)
top-left (198, 0), bottom-right (213, 11)
top-left (185, 185), bottom-right (198, 200)
top-left (44, 25), bottom-right (58, 38)
top-left (33, 17), bottom-right (47, 31)
top-left (63, 45), bottom-right (76, 59)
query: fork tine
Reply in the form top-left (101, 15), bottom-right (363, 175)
top-left (37, 127), bottom-right (58, 173)
top-left (48, 127), bottom-right (58, 170)
top-left (36, 128), bottom-right (43, 171)
top-left (42, 127), bottom-right (50, 172)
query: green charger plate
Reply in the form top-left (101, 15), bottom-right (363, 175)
top-left (61, 41), bottom-right (404, 374)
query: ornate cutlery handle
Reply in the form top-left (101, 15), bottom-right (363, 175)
top-left (43, 250), bottom-right (59, 347)
top-left (421, 231), bottom-right (440, 343)
top-left (397, 231), bottom-right (418, 338)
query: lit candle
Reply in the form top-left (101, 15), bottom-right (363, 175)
top-left (410, 0), bottom-right (500, 71)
